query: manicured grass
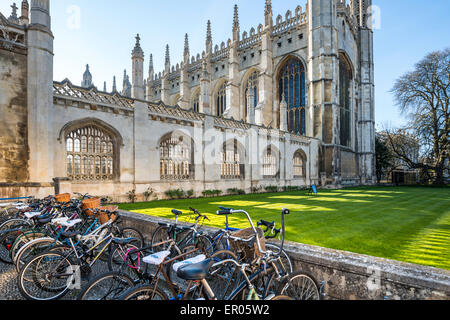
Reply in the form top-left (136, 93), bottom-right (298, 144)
top-left (119, 186), bottom-right (450, 270)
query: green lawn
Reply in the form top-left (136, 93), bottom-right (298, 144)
top-left (119, 186), bottom-right (450, 270)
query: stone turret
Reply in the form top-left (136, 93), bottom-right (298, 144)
top-left (27, 0), bottom-right (54, 183)
top-left (122, 69), bottom-right (131, 97)
top-left (131, 34), bottom-right (145, 100)
top-left (19, 0), bottom-right (29, 25)
top-left (81, 64), bottom-right (93, 88)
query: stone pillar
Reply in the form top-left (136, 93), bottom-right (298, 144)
top-left (224, 5), bottom-right (240, 120)
top-left (308, 0), bottom-right (339, 182)
top-left (199, 61), bottom-right (210, 114)
top-left (357, 0), bottom-right (376, 184)
top-left (27, 0), bottom-right (55, 183)
top-left (279, 97), bottom-right (288, 131)
top-left (260, 1), bottom-right (274, 127)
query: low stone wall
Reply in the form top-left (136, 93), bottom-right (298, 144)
top-left (118, 210), bottom-right (450, 300)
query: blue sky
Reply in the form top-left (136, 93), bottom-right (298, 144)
top-left (1, 0), bottom-right (449, 129)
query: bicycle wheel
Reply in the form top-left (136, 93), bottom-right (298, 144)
top-left (18, 251), bottom-right (76, 300)
top-left (279, 271), bottom-right (321, 300)
top-left (107, 242), bottom-right (147, 281)
top-left (15, 237), bottom-right (60, 273)
top-left (269, 295), bottom-right (294, 300)
top-left (117, 227), bottom-right (145, 248)
top-left (265, 243), bottom-right (293, 274)
top-left (10, 231), bottom-right (47, 264)
top-left (0, 219), bottom-right (32, 264)
top-left (207, 250), bottom-right (240, 300)
top-left (150, 225), bottom-right (172, 251)
top-left (118, 284), bottom-right (169, 301)
top-left (77, 271), bottom-right (135, 300)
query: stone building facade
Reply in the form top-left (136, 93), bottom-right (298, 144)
top-left (0, 0), bottom-right (375, 201)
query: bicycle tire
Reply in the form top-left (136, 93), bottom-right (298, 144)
top-left (279, 271), bottom-right (321, 300)
top-left (17, 251), bottom-right (76, 300)
top-left (77, 271), bottom-right (135, 300)
top-left (265, 243), bottom-right (293, 274)
top-left (0, 219), bottom-right (33, 264)
top-left (118, 283), bottom-right (169, 301)
top-left (10, 231), bottom-right (47, 263)
top-left (14, 237), bottom-right (60, 272)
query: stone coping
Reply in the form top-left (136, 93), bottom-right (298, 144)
top-left (118, 209), bottom-right (450, 295)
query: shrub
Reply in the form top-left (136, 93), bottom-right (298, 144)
top-left (165, 189), bottom-right (185, 200)
top-left (264, 186), bottom-right (278, 193)
top-left (250, 185), bottom-right (263, 194)
top-left (186, 189), bottom-right (194, 198)
top-left (202, 189), bottom-right (223, 197)
top-left (127, 189), bottom-right (137, 203)
top-left (143, 187), bottom-right (154, 201)
top-left (227, 188), bottom-right (245, 195)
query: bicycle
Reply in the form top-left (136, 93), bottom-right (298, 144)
top-left (17, 209), bottom-right (139, 300)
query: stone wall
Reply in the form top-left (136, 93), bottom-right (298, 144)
top-left (118, 210), bottom-right (450, 300)
top-left (0, 48), bottom-right (29, 183)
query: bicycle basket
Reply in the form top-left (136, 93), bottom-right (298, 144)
top-left (97, 206), bottom-right (119, 225)
top-left (55, 193), bottom-right (71, 203)
top-left (81, 198), bottom-right (101, 216)
top-left (230, 227), bottom-right (266, 261)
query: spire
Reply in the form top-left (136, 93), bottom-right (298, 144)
top-left (81, 64), bottom-right (93, 88)
top-left (121, 70), bottom-right (131, 97)
top-left (206, 20), bottom-right (213, 55)
top-left (149, 54), bottom-right (154, 79)
top-left (165, 44), bottom-right (170, 73)
top-left (183, 34), bottom-right (190, 63)
top-left (206, 20), bottom-right (212, 44)
top-left (232, 4), bottom-right (240, 41)
top-left (184, 34), bottom-right (190, 57)
top-left (112, 76), bottom-right (117, 92)
top-left (264, 0), bottom-right (273, 28)
top-left (132, 34), bottom-right (144, 59)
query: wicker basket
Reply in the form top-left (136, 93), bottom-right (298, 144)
top-left (230, 227), bottom-right (266, 262)
top-left (97, 206), bottom-right (119, 225)
top-left (82, 198), bottom-right (101, 216)
top-left (55, 193), bottom-right (71, 203)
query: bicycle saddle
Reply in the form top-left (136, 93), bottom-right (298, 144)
top-left (172, 209), bottom-right (183, 216)
top-left (36, 216), bottom-right (52, 225)
top-left (112, 237), bottom-right (137, 246)
top-left (176, 258), bottom-right (212, 281)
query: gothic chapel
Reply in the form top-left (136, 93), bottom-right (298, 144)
top-left (0, 0), bottom-right (375, 201)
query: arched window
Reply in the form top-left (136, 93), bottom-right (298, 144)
top-left (160, 134), bottom-right (193, 180)
top-left (278, 57), bottom-right (306, 135)
top-left (65, 125), bottom-right (116, 181)
top-left (221, 139), bottom-right (244, 179)
top-left (293, 150), bottom-right (306, 178)
top-left (339, 53), bottom-right (352, 147)
top-left (262, 146), bottom-right (279, 178)
top-left (244, 71), bottom-right (259, 119)
top-left (191, 90), bottom-right (200, 113)
top-left (216, 82), bottom-right (227, 117)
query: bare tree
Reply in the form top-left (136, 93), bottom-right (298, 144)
top-left (388, 48), bottom-right (449, 185)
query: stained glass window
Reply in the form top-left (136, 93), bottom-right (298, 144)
top-left (278, 58), bottom-right (306, 135)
